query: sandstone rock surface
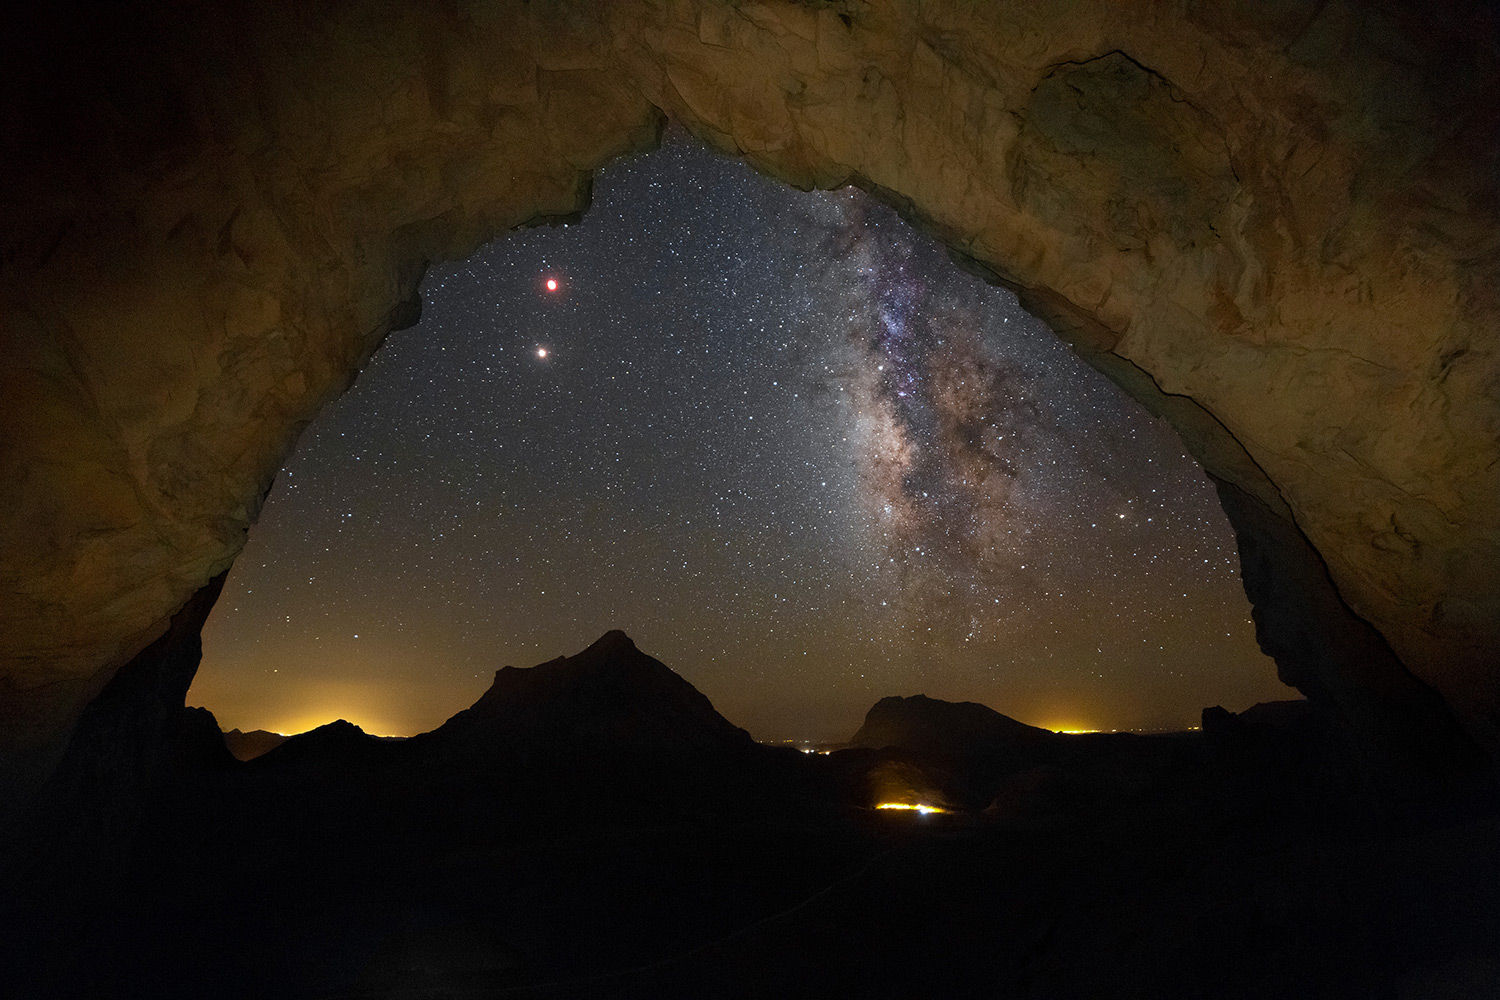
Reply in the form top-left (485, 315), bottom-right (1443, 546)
top-left (1, 1), bottom-right (1496, 782)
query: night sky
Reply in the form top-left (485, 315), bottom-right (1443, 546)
top-left (188, 132), bottom-right (1287, 742)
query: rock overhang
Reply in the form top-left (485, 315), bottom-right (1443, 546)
top-left (1, 0), bottom-right (1495, 791)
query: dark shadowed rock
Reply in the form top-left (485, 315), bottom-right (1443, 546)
top-left (353, 919), bottom-right (528, 994)
top-left (1201, 704), bottom-right (1240, 737)
top-left (425, 630), bottom-right (753, 756)
top-left (1204, 699), bottom-right (1320, 737)
top-left (1239, 699), bottom-right (1318, 728)
top-left (2, 572), bottom-right (231, 887)
top-left (849, 695), bottom-right (1053, 755)
top-left (220, 728), bottom-right (288, 762)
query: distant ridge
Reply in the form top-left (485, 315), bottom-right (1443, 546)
top-left (243, 719), bottom-right (409, 776)
top-left (427, 630), bottom-right (754, 755)
top-left (850, 694), bottom-right (1052, 754)
top-left (221, 728), bottom-right (287, 761)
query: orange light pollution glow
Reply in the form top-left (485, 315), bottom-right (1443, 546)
top-left (876, 803), bottom-right (949, 815)
top-left (192, 139), bottom-right (1288, 746)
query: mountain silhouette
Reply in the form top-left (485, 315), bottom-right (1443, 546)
top-left (247, 719), bottom-right (401, 776)
top-left (849, 694), bottom-right (1053, 755)
top-left (221, 728), bottom-right (287, 761)
top-left (424, 630), bottom-right (755, 756)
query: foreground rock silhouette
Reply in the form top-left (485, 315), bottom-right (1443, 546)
top-left (2, 632), bottom-right (1496, 999)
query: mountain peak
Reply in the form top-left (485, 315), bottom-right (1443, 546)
top-left (432, 633), bottom-right (751, 754)
top-left (585, 629), bottom-right (636, 654)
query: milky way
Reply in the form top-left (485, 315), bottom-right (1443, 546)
top-left (189, 132), bottom-right (1287, 741)
top-left (819, 190), bottom-right (1040, 626)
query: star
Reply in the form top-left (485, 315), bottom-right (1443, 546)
top-left (196, 130), bottom-right (1284, 743)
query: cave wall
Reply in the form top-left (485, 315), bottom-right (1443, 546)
top-left (2, 0), bottom-right (1496, 779)
top-left (0, 0), bottom-right (664, 765)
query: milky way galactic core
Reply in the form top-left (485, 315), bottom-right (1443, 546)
top-left (190, 133), bottom-right (1286, 740)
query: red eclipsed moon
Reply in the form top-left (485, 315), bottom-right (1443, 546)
top-left (545, 278), bottom-right (558, 292)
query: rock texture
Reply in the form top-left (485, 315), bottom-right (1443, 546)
top-left (1, 1), bottom-right (1497, 787)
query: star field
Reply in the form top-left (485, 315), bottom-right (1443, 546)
top-left (189, 132), bottom-right (1289, 740)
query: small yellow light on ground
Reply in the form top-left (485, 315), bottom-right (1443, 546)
top-left (875, 802), bottom-right (948, 815)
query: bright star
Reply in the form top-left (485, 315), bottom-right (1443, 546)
top-left (536, 347), bottom-right (548, 359)
top-left (545, 278), bottom-right (558, 292)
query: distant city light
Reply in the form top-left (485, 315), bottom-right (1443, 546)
top-left (876, 802), bottom-right (948, 815)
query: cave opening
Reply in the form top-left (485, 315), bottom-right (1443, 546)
top-left (4, 4), bottom-right (1497, 994)
top-left (187, 130), bottom-right (1287, 745)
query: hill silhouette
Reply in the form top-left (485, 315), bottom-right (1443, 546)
top-left (221, 728), bottom-right (287, 761)
top-left (425, 630), bottom-right (754, 755)
top-left (221, 633), bottom-right (812, 837)
top-left (849, 694), bottom-right (1053, 755)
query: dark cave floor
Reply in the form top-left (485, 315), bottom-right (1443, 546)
top-left (5, 711), bottom-right (1499, 1000)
